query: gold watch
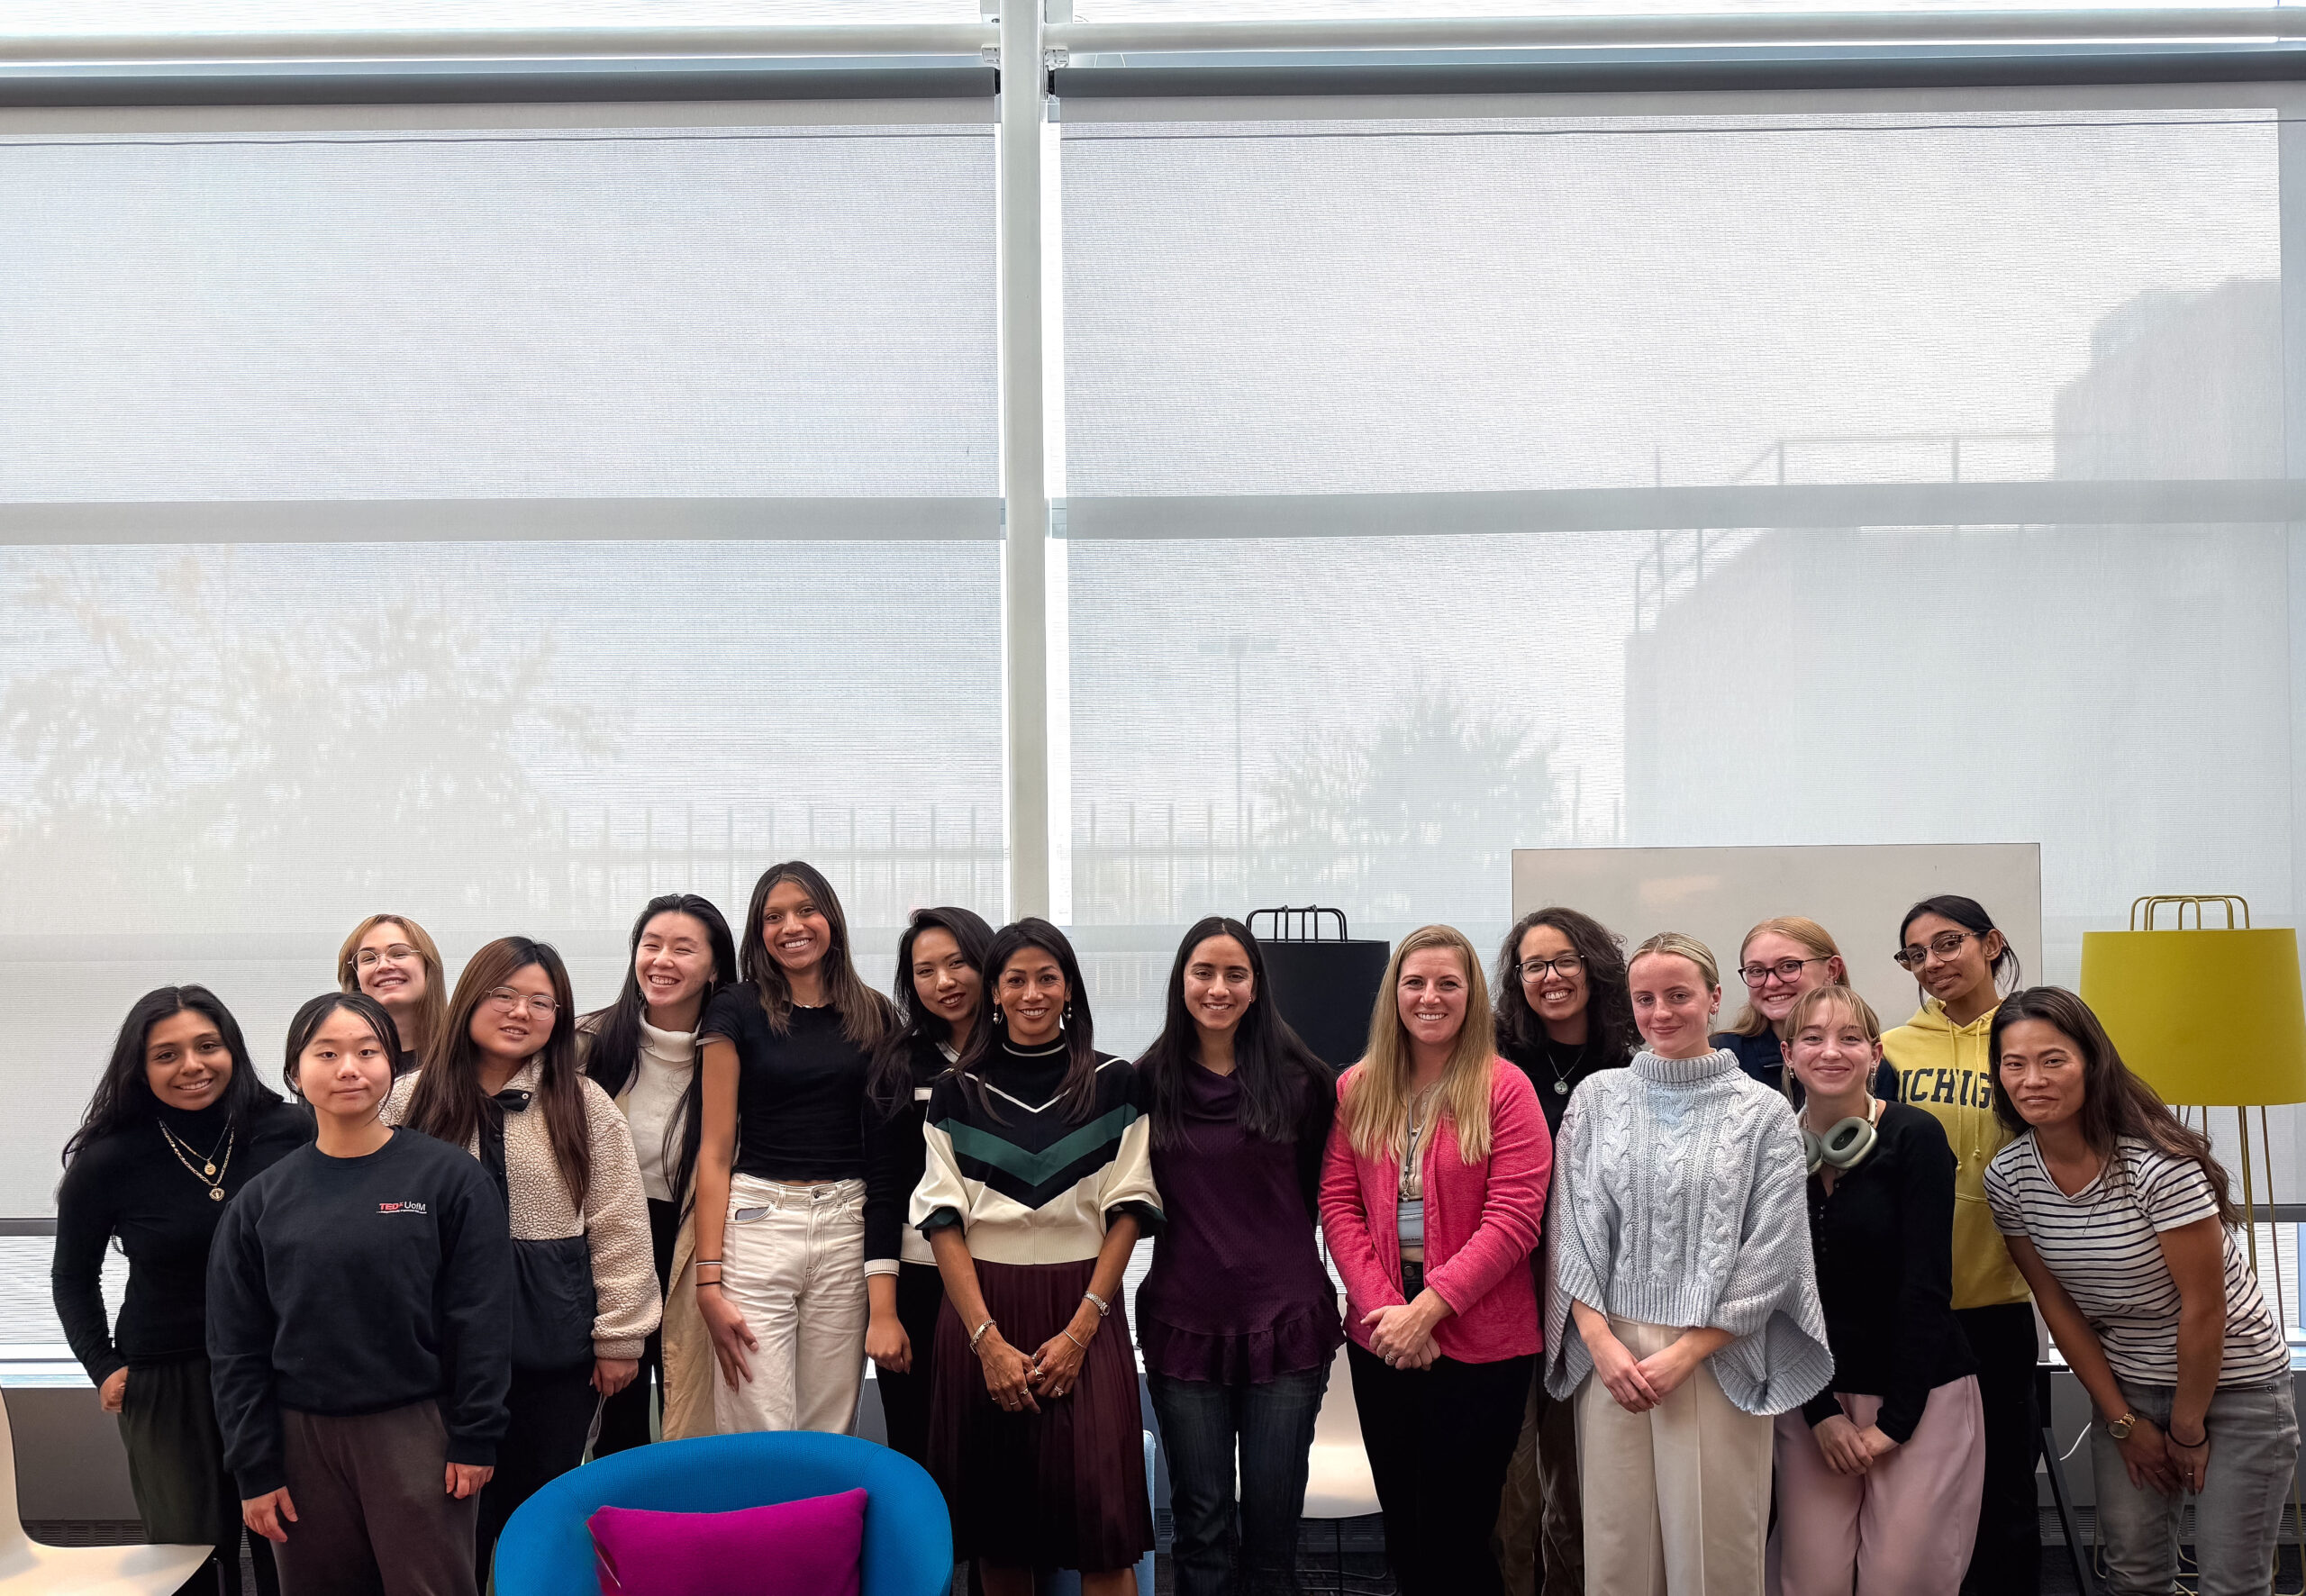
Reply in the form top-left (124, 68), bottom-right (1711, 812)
top-left (2107, 1411), bottom-right (2138, 1440)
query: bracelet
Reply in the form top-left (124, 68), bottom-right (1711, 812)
top-left (2169, 1425), bottom-right (2209, 1448)
top-left (1061, 1328), bottom-right (1088, 1353)
top-left (695, 1280), bottom-right (722, 1293)
top-left (1083, 1290), bottom-right (1110, 1318)
top-left (969, 1317), bottom-right (997, 1352)
top-left (693, 1258), bottom-right (722, 1266)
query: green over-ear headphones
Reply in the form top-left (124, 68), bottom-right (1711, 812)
top-left (1802, 1109), bottom-right (1879, 1175)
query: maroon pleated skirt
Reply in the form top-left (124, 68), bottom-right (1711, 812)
top-left (928, 1256), bottom-right (1153, 1573)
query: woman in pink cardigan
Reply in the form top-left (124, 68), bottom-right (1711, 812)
top-left (1320, 923), bottom-right (1551, 1596)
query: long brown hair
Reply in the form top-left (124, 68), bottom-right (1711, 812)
top-left (336, 912), bottom-right (449, 1059)
top-left (1342, 924), bottom-right (1500, 1165)
top-left (1988, 985), bottom-right (2237, 1226)
top-left (404, 936), bottom-right (595, 1211)
top-left (740, 860), bottom-right (893, 1048)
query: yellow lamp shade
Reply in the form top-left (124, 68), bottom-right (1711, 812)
top-left (2078, 927), bottom-right (2306, 1107)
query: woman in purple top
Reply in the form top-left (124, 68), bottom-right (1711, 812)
top-left (1137, 916), bottom-right (1342, 1596)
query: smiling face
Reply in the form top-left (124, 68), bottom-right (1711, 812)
top-left (1397, 947), bottom-right (1470, 1056)
top-left (1517, 922), bottom-right (1588, 1034)
top-left (1997, 1016), bottom-right (2086, 1132)
top-left (1629, 952), bottom-right (1720, 1058)
top-left (995, 946), bottom-right (1068, 1047)
top-left (911, 926), bottom-right (983, 1039)
top-left (759, 878), bottom-right (832, 982)
top-left (143, 1008), bottom-right (233, 1112)
top-left (295, 1006), bottom-right (396, 1127)
top-left (1901, 911), bottom-right (2002, 1011)
top-left (1183, 934), bottom-right (1255, 1041)
top-left (1785, 1000), bottom-right (1882, 1107)
top-left (468, 961), bottom-right (559, 1065)
top-left (635, 911), bottom-right (716, 1017)
top-left (1741, 929), bottom-right (1844, 1028)
top-left (353, 920), bottom-right (428, 1014)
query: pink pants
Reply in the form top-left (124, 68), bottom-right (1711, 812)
top-left (1770, 1377), bottom-right (1985, 1596)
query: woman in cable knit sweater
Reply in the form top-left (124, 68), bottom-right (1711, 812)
top-left (390, 936), bottom-right (658, 1584)
top-left (1544, 930), bottom-right (1829, 1591)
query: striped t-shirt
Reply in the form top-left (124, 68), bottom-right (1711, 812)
top-left (1984, 1135), bottom-right (2288, 1387)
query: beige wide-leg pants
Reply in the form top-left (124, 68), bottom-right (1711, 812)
top-left (1576, 1316), bottom-right (1773, 1595)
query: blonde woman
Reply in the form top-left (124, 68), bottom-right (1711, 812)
top-left (337, 913), bottom-right (449, 1075)
top-left (1546, 931), bottom-right (1829, 1591)
top-left (1712, 917), bottom-right (1897, 1103)
top-left (1318, 925), bottom-right (1549, 1596)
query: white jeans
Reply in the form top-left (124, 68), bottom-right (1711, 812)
top-left (712, 1174), bottom-right (867, 1436)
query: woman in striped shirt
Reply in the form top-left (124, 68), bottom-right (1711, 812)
top-left (1984, 987), bottom-right (2297, 1596)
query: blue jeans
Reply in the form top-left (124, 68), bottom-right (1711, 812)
top-left (2091, 1375), bottom-right (2301, 1596)
top-left (1148, 1364), bottom-right (1330, 1596)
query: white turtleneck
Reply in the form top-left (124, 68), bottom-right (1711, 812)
top-left (628, 1018), bottom-right (697, 1202)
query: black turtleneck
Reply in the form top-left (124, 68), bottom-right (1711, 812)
top-left (52, 1093), bottom-right (312, 1382)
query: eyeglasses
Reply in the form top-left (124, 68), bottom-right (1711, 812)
top-left (1519, 953), bottom-right (1584, 981)
top-left (355, 944), bottom-right (417, 968)
top-left (1893, 930), bottom-right (1980, 971)
top-left (1739, 956), bottom-right (1830, 987)
top-left (484, 987), bottom-right (559, 1018)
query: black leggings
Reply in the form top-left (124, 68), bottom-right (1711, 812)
top-left (875, 1262), bottom-right (947, 1466)
top-left (1957, 1301), bottom-right (2042, 1596)
top-left (476, 1364), bottom-right (599, 1586)
top-left (595, 1197), bottom-right (680, 1457)
top-left (1348, 1341), bottom-right (1535, 1596)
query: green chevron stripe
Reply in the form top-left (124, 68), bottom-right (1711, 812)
top-left (940, 1104), bottom-right (1139, 1189)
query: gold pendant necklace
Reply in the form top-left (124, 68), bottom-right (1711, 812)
top-left (159, 1121), bottom-right (234, 1202)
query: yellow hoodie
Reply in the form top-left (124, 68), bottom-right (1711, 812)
top-left (1881, 997), bottom-right (2031, 1310)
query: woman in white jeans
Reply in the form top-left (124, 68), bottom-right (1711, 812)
top-left (694, 860), bottom-right (895, 1433)
top-left (1984, 986), bottom-right (2300, 1596)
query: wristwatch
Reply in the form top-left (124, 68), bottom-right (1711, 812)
top-left (2107, 1411), bottom-right (2138, 1440)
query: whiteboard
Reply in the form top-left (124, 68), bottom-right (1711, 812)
top-left (1509, 843), bottom-right (2043, 1032)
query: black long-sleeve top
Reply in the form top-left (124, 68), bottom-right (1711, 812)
top-left (1499, 1032), bottom-right (1626, 1138)
top-left (1800, 1102), bottom-right (1977, 1443)
top-left (51, 1095), bottom-right (311, 1385)
top-left (863, 1032), bottom-right (949, 1271)
top-left (206, 1128), bottom-right (514, 1498)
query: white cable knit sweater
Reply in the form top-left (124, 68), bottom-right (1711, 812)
top-left (1543, 1047), bottom-right (1831, 1416)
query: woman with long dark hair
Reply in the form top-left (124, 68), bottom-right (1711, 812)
top-left (694, 861), bottom-right (896, 1435)
top-left (912, 919), bottom-right (1161, 1595)
top-left (390, 937), bottom-right (658, 1582)
top-left (864, 906), bottom-right (995, 1465)
top-left (337, 913), bottom-right (449, 1075)
top-left (580, 893), bottom-right (740, 1454)
top-left (1880, 894), bottom-right (2038, 1595)
top-left (1137, 916), bottom-right (1339, 1596)
top-left (1321, 924), bottom-right (1549, 1596)
top-left (1985, 988), bottom-right (2297, 1596)
top-left (54, 985), bottom-right (308, 1596)
top-left (1489, 906), bottom-right (1633, 1596)
top-left (210, 992), bottom-right (512, 1596)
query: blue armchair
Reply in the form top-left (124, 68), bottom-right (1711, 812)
top-left (493, 1431), bottom-right (953, 1596)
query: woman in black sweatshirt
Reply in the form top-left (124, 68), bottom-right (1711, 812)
top-left (207, 992), bottom-right (513, 1596)
top-left (52, 984), bottom-right (310, 1596)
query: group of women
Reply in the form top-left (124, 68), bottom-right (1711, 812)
top-left (50, 871), bottom-right (2301, 1596)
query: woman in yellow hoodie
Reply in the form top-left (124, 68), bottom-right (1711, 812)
top-left (1881, 895), bottom-right (2036, 1596)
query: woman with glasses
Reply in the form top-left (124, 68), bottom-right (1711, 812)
top-left (338, 913), bottom-right (449, 1075)
top-left (579, 894), bottom-right (740, 1455)
top-left (1711, 917), bottom-right (1898, 1105)
top-left (391, 937), bottom-right (658, 1582)
top-left (1880, 895), bottom-right (2037, 1596)
top-left (1488, 907), bottom-right (1635, 1596)
top-left (694, 861), bottom-right (895, 1437)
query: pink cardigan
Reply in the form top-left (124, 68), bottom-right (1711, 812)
top-left (1319, 1059), bottom-right (1551, 1365)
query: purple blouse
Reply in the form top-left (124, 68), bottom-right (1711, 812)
top-left (1136, 1062), bottom-right (1343, 1384)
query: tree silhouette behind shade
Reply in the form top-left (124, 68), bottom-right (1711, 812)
top-left (0, 550), bottom-right (604, 930)
top-left (1256, 677), bottom-right (1561, 925)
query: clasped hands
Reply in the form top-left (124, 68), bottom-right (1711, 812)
top-left (1586, 1326), bottom-right (1704, 1414)
top-left (1362, 1292), bottom-right (1445, 1371)
top-left (978, 1306), bottom-right (1100, 1413)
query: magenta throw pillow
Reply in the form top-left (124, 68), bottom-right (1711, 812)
top-left (588, 1487), bottom-right (867, 1596)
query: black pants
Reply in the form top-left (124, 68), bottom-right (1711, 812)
top-left (876, 1261), bottom-right (948, 1466)
top-left (1958, 1301), bottom-right (2042, 1596)
top-left (116, 1356), bottom-right (279, 1596)
top-left (595, 1196), bottom-right (679, 1457)
top-left (1347, 1342), bottom-right (1535, 1596)
top-left (475, 1363), bottom-right (598, 1586)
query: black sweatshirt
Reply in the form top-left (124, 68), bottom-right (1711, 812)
top-left (862, 1032), bottom-right (948, 1268)
top-left (1800, 1102), bottom-right (1978, 1443)
top-left (206, 1128), bottom-right (514, 1498)
top-left (51, 1095), bottom-right (312, 1384)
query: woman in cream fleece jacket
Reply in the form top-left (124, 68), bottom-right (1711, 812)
top-left (1546, 931), bottom-right (1829, 1593)
top-left (389, 936), bottom-right (658, 1585)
